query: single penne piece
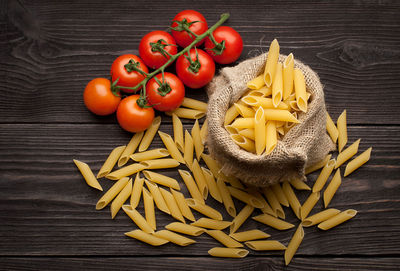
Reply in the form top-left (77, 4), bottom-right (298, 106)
top-left (201, 167), bottom-right (223, 203)
top-left (264, 109), bottom-right (300, 123)
top-left (247, 74), bottom-right (265, 90)
top-left (271, 183), bottom-right (289, 207)
top-left (191, 218), bottom-right (232, 230)
top-left (106, 163), bottom-right (146, 181)
top-left (130, 148), bottom-right (169, 162)
top-left (125, 229), bottom-right (168, 246)
top-left (170, 188), bottom-right (195, 222)
top-left (200, 119), bottom-right (208, 144)
top-left (285, 224), bottom-right (304, 266)
top-left (318, 209), bottom-right (357, 230)
top-left (159, 188), bottom-right (185, 223)
top-left (246, 187), bottom-right (275, 216)
top-left (324, 169), bottom-right (341, 208)
top-left (130, 173), bottom-right (144, 208)
top-left (158, 131), bottom-right (185, 164)
top-left (228, 186), bottom-right (264, 209)
top-left (216, 178), bottom-right (236, 217)
top-left (201, 153), bottom-right (221, 179)
top-left (265, 120), bottom-right (277, 154)
top-left (181, 97), bottom-right (208, 112)
top-left (166, 107), bottom-right (206, 119)
top-left (263, 38), bottom-right (280, 87)
top-left (272, 62), bottom-right (283, 108)
top-left (165, 222), bottom-right (205, 236)
top-left (238, 128), bottom-right (255, 141)
top-left (289, 100), bottom-right (301, 111)
top-left (172, 113), bottom-right (184, 152)
top-left (178, 169), bottom-right (204, 204)
top-left (234, 102), bottom-right (255, 118)
top-left (337, 109), bottom-right (348, 152)
top-left (326, 112), bottom-right (339, 144)
top-left (224, 104), bottom-right (240, 126)
top-left (225, 125), bottom-right (239, 135)
top-left (245, 240), bottom-right (286, 251)
top-left (118, 132), bottom-right (144, 167)
top-left (186, 198), bottom-right (223, 220)
top-left (230, 118), bottom-right (255, 129)
top-left (262, 187), bottom-right (285, 219)
top-left (293, 68), bottom-right (307, 113)
top-left (142, 187), bottom-right (156, 230)
top-left (207, 230), bottom-right (243, 248)
top-left (335, 139), bottom-right (361, 169)
top-left (290, 178), bottom-right (311, 191)
top-left (191, 120), bottom-right (204, 160)
top-left (144, 179), bottom-right (170, 215)
top-left (73, 159), bottom-right (103, 191)
top-left (252, 213), bottom-right (294, 230)
top-left (230, 134), bottom-right (256, 153)
top-left (305, 154), bottom-right (332, 175)
top-left (244, 90), bottom-right (264, 98)
top-left (142, 170), bottom-right (180, 190)
top-left (183, 130), bottom-right (194, 169)
top-left (344, 147), bottom-right (372, 177)
top-left (302, 208), bottom-right (341, 227)
top-left (241, 96), bottom-right (288, 110)
top-left (110, 179), bottom-right (132, 219)
top-left (254, 106), bottom-right (266, 155)
top-left (97, 145), bottom-right (126, 178)
top-left (222, 174), bottom-right (245, 190)
top-left (230, 229), bottom-right (270, 242)
top-left (208, 247), bottom-right (249, 258)
top-left (312, 159), bottom-right (336, 192)
top-left (300, 192), bottom-right (320, 220)
top-left (282, 181), bottom-right (301, 219)
top-left (230, 205), bottom-right (255, 234)
top-left (96, 177), bottom-right (129, 210)
top-left (255, 86), bottom-right (273, 96)
top-left (283, 53), bottom-right (294, 100)
top-left (138, 116), bottom-right (161, 152)
top-left (140, 158), bottom-right (180, 170)
top-left (153, 230), bottom-right (196, 246)
top-left (191, 159), bottom-right (208, 199)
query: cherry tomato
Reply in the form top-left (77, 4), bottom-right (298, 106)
top-left (171, 10), bottom-right (208, 48)
top-left (110, 54), bottom-right (149, 93)
top-left (146, 72), bottom-right (185, 112)
top-left (83, 78), bottom-right (121, 116)
top-left (204, 26), bottom-right (243, 64)
top-left (139, 31), bottom-right (178, 69)
top-left (116, 95), bottom-right (155, 133)
top-left (176, 48), bottom-right (215, 89)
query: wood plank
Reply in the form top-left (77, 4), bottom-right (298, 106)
top-left (0, 123), bottom-right (399, 256)
top-left (0, 257), bottom-right (399, 271)
top-left (1, 0), bottom-right (399, 124)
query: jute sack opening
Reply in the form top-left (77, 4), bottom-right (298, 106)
top-left (206, 53), bottom-right (335, 187)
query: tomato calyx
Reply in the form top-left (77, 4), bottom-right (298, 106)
top-left (170, 18), bottom-right (200, 39)
top-left (136, 94), bottom-right (152, 108)
top-left (154, 75), bottom-right (172, 97)
top-left (150, 39), bottom-right (176, 59)
top-left (124, 59), bottom-right (148, 77)
top-left (206, 33), bottom-right (226, 56)
top-left (184, 48), bottom-right (201, 74)
top-left (110, 78), bottom-right (121, 97)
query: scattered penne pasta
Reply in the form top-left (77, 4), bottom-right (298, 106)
top-left (130, 148), bottom-right (169, 162)
top-left (252, 213), bottom-right (294, 230)
top-left (142, 170), bottom-right (180, 190)
top-left (106, 163), bottom-right (146, 181)
top-left (282, 181), bottom-right (301, 219)
top-left (138, 116), bottom-right (161, 152)
top-left (170, 188), bottom-right (196, 222)
top-left (96, 177), bottom-right (129, 210)
top-left (118, 132), bottom-right (144, 167)
top-left (165, 222), bottom-right (205, 236)
top-left (181, 97), bottom-right (208, 112)
top-left (140, 158), bottom-right (180, 169)
top-left (191, 218), bottom-right (232, 230)
top-left (208, 247), bottom-right (249, 258)
top-left (230, 205), bottom-right (254, 234)
top-left (318, 209), bottom-right (357, 230)
top-left (230, 229), bottom-right (270, 242)
top-left (158, 131), bottom-right (185, 164)
top-left (344, 147), bottom-right (372, 177)
top-left (110, 179), bottom-right (132, 219)
top-left (172, 113), bottom-right (184, 152)
top-left (217, 177), bottom-right (237, 218)
top-left (186, 198), bottom-right (223, 221)
top-left (130, 173), bottom-right (144, 208)
top-left (73, 159), bottom-right (103, 191)
top-left (337, 110), bottom-right (348, 152)
top-left (245, 240), bottom-right (286, 251)
top-left (122, 205), bottom-right (154, 234)
top-left (166, 107), bottom-right (206, 119)
top-left (323, 169), bottom-right (341, 207)
top-left (159, 187), bottom-right (185, 223)
top-left (207, 230), bottom-right (243, 248)
top-left (97, 145), bottom-right (126, 178)
top-left (142, 187), bottom-right (156, 230)
top-left (285, 224), bottom-right (304, 265)
top-left (153, 230), bottom-right (196, 246)
top-left (301, 208), bottom-right (341, 227)
top-left (125, 229), bottom-right (168, 246)
top-left (312, 159), bottom-right (336, 192)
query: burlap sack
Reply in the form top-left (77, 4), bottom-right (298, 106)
top-left (206, 53), bottom-right (335, 187)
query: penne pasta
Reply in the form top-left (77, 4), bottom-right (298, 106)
top-left (326, 112), bottom-right (339, 143)
top-left (230, 134), bottom-right (256, 153)
top-left (252, 213), bottom-right (294, 230)
top-left (172, 113), bottom-right (184, 152)
top-left (337, 109), bottom-right (348, 152)
top-left (201, 153), bottom-right (221, 179)
top-left (191, 159), bottom-right (208, 199)
top-left (97, 145), bottom-right (126, 178)
top-left (302, 208), bottom-right (341, 227)
top-left (290, 178), bottom-right (311, 191)
top-left (265, 120), bottom-right (277, 154)
top-left (272, 62), bottom-right (283, 108)
top-left (219, 174), bottom-right (245, 190)
top-left (118, 132), bottom-right (144, 167)
top-left (254, 106), bottom-right (266, 155)
top-left (200, 119), bottom-right (208, 144)
top-left (191, 120), bottom-right (204, 160)
top-left (96, 177), bottom-right (129, 210)
top-left (262, 187), bottom-right (285, 219)
top-left (305, 154), bottom-right (332, 175)
top-left (324, 169), bottom-right (341, 208)
top-left (181, 97), bottom-right (208, 112)
top-left (142, 170), bottom-right (180, 190)
top-left (201, 167), bottom-right (223, 203)
top-left (246, 187), bottom-right (275, 216)
top-left (191, 218), bottom-right (232, 230)
top-left (153, 230), bottom-right (196, 246)
top-left (73, 159), bottom-right (103, 191)
top-left (283, 53), bottom-right (294, 100)
top-left (178, 169), bottom-right (204, 204)
top-left (142, 187), bottom-right (156, 230)
top-left (130, 173), bottom-right (144, 208)
top-left (224, 104), bottom-right (240, 126)
top-left (183, 130), bottom-right (194, 169)
top-left (130, 148), bottom-right (169, 162)
top-left (318, 209), bottom-right (357, 230)
top-left (247, 74), bottom-right (265, 90)
top-left (140, 158), bottom-right (180, 169)
top-left (241, 96), bottom-right (288, 110)
top-left (238, 128), bottom-right (255, 141)
top-left (225, 125), bottom-right (239, 135)
top-left (300, 192), bottom-right (320, 220)
top-left (230, 205), bottom-right (254, 234)
top-left (208, 247), bottom-right (249, 258)
top-left (165, 222), bottom-right (205, 236)
top-left (285, 224), bottom-right (304, 265)
top-left (144, 179), bottom-right (170, 215)
top-left (335, 139), bottom-right (361, 169)
top-left (230, 229), bottom-right (270, 242)
top-left (207, 230), bottom-right (243, 248)
top-left (245, 240), bottom-right (286, 251)
top-left (125, 229), bottom-right (167, 246)
top-left (312, 159), bottom-right (336, 192)
top-left (106, 163), bottom-right (146, 180)
top-left (159, 188), bottom-right (185, 223)
top-left (271, 183), bottom-right (289, 207)
top-left (231, 117), bottom-right (255, 129)
top-left (263, 38), bottom-right (280, 87)
top-left (170, 188), bottom-right (195, 222)
top-left (228, 186), bottom-right (264, 209)
top-left (216, 177), bottom-right (236, 217)
top-left (344, 147), bottom-right (372, 177)
top-left (234, 102), bottom-right (255, 118)
top-left (293, 68), bottom-right (307, 113)
top-left (166, 107), bottom-right (206, 119)
top-left (186, 198), bottom-right (223, 221)
top-left (122, 204), bottom-right (154, 233)
top-left (158, 131), bottom-right (185, 164)
top-left (110, 179), bottom-right (132, 219)
top-left (138, 116), bottom-right (161, 152)
top-left (282, 181), bottom-right (301, 219)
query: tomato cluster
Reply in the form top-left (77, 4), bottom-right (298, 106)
top-left (83, 10), bottom-right (243, 133)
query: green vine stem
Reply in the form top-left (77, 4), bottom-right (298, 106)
top-left (116, 13), bottom-right (230, 106)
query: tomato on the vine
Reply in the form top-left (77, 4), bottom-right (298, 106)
top-left (83, 78), bottom-right (121, 116)
top-left (204, 26), bottom-right (243, 64)
top-left (176, 48), bottom-right (215, 89)
top-left (110, 54), bottom-right (149, 93)
top-left (139, 31), bottom-right (178, 69)
top-left (116, 95), bottom-right (154, 133)
top-left (146, 72), bottom-right (185, 112)
top-left (170, 10), bottom-right (208, 48)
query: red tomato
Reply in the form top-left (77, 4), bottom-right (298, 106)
top-left (176, 48), bottom-right (215, 89)
top-left (146, 72), bottom-right (185, 112)
top-left (116, 95), bottom-right (155, 133)
top-left (170, 10), bottom-right (208, 48)
top-left (139, 31), bottom-right (178, 69)
top-left (110, 54), bottom-right (149, 93)
top-left (204, 26), bottom-right (243, 64)
top-left (83, 78), bottom-right (121, 116)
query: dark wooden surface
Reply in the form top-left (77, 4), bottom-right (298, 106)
top-left (1, 0), bottom-right (399, 270)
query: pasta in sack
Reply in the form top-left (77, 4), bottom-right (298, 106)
top-left (206, 51), bottom-right (335, 187)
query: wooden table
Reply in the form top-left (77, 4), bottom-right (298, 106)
top-left (1, 0), bottom-right (399, 270)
